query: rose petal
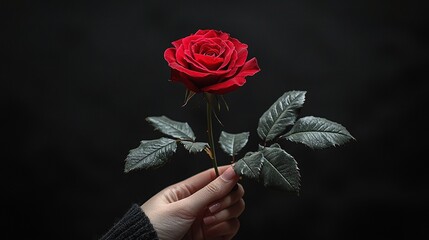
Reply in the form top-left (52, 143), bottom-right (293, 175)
top-left (165, 29), bottom-right (260, 95)
top-left (169, 69), bottom-right (200, 92)
top-left (192, 75), bottom-right (220, 88)
top-left (237, 57), bottom-right (260, 77)
top-left (195, 29), bottom-right (210, 35)
top-left (222, 65), bottom-right (240, 79)
top-left (172, 39), bottom-right (183, 49)
top-left (229, 37), bottom-right (248, 51)
top-left (229, 37), bottom-right (248, 67)
top-left (182, 35), bottom-right (202, 50)
top-left (234, 46), bottom-right (248, 67)
top-left (211, 38), bottom-right (226, 57)
top-left (222, 50), bottom-right (245, 79)
top-left (175, 44), bottom-right (188, 67)
top-left (195, 29), bottom-right (230, 41)
top-left (201, 30), bottom-right (220, 38)
top-left (199, 44), bottom-right (220, 56)
top-left (164, 48), bottom-right (177, 64)
top-left (202, 58), bottom-right (260, 94)
top-left (201, 76), bottom-right (247, 94)
top-left (193, 39), bottom-right (221, 56)
top-left (194, 53), bottom-right (224, 70)
top-left (219, 41), bottom-right (234, 69)
top-left (195, 29), bottom-right (207, 34)
top-left (218, 31), bottom-right (230, 40)
top-left (184, 52), bottom-right (209, 72)
top-left (169, 62), bottom-right (210, 77)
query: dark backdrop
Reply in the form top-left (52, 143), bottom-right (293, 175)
top-left (3, 0), bottom-right (428, 239)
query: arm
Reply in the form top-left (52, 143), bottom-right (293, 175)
top-left (101, 166), bottom-right (244, 240)
top-left (100, 204), bottom-right (158, 240)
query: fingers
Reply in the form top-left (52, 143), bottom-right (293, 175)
top-left (203, 199), bottom-right (245, 225)
top-left (182, 166), bottom-right (239, 214)
top-left (173, 165), bottom-right (230, 196)
top-left (204, 218), bottom-right (240, 240)
top-left (206, 183), bottom-right (244, 215)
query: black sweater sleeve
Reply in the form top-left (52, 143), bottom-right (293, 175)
top-left (100, 204), bottom-right (159, 240)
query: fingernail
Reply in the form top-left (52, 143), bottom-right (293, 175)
top-left (203, 215), bottom-right (216, 225)
top-left (208, 202), bottom-right (221, 213)
top-left (220, 167), bottom-right (237, 181)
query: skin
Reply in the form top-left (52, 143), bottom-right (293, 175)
top-left (141, 166), bottom-right (245, 240)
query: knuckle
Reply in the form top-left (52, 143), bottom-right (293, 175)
top-left (238, 184), bottom-right (245, 197)
top-left (204, 181), bottom-right (221, 194)
top-left (165, 184), bottom-right (190, 202)
top-left (240, 184), bottom-right (245, 195)
top-left (240, 198), bottom-right (245, 207)
top-left (231, 218), bottom-right (240, 232)
top-left (238, 199), bottom-right (246, 214)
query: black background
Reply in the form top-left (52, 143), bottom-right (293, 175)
top-left (3, 0), bottom-right (428, 239)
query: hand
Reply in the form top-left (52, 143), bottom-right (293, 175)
top-left (141, 165), bottom-right (245, 240)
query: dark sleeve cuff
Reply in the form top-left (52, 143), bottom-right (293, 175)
top-left (100, 204), bottom-right (158, 240)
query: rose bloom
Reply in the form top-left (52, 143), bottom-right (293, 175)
top-left (164, 29), bottom-right (260, 94)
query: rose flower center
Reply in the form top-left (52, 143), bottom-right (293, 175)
top-left (192, 40), bottom-right (224, 70)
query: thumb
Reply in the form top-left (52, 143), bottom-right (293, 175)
top-left (183, 166), bottom-right (239, 214)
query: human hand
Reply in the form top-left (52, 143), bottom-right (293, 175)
top-left (141, 165), bottom-right (245, 240)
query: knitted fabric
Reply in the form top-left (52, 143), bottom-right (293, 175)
top-left (100, 204), bottom-right (158, 240)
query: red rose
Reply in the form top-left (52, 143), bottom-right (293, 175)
top-left (164, 29), bottom-right (260, 94)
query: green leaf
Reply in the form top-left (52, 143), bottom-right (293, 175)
top-left (257, 91), bottom-right (306, 142)
top-left (219, 131), bottom-right (250, 157)
top-left (124, 137), bottom-right (177, 173)
top-left (281, 116), bottom-right (355, 149)
top-left (233, 152), bottom-right (264, 180)
top-left (181, 141), bottom-right (208, 153)
top-left (270, 143), bottom-right (282, 148)
top-left (259, 147), bottom-right (300, 192)
top-left (146, 116), bottom-right (196, 141)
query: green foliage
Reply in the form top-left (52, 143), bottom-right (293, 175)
top-left (234, 146), bottom-right (300, 192)
top-left (257, 91), bottom-right (306, 142)
top-left (258, 146), bottom-right (300, 192)
top-left (125, 91), bottom-right (354, 195)
top-left (231, 90), bottom-right (354, 194)
top-left (218, 131), bottom-right (250, 157)
top-left (125, 116), bottom-right (207, 173)
top-left (281, 116), bottom-right (355, 149)
top-left (146, 115), bottom-right (196, 141)
top-left (181, 141), bottom-right (208, 153)
top-left (233, 152), bottom-right (263, 180)
top-left (124, 138), bottom-right (177, 172)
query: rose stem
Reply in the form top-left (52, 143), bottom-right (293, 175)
top-left (206, 96), bottom-right (219, 177)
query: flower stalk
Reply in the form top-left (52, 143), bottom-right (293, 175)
top-left (205, 94), bottom-right (220, 177)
